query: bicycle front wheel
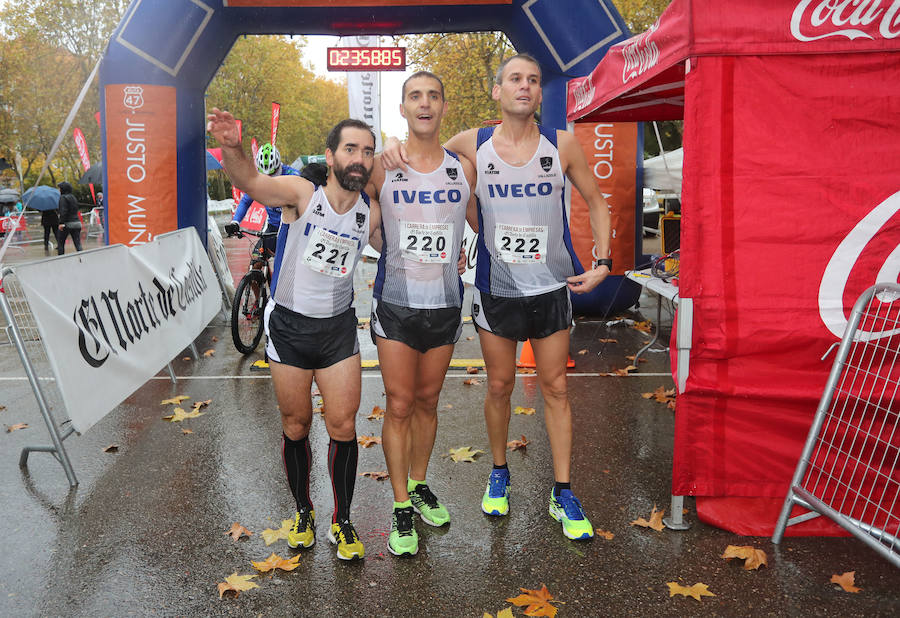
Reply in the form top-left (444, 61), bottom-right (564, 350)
top-left (231, 270), bottom-right (268, 354)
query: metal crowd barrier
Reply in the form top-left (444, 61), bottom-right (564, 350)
top-left (773, 283), bottom-right (900, 568)
top-left (0, 265), bottom-right (78, 487)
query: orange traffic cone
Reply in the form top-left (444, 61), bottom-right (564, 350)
top-left (516, 339), bottom-right (576, 368)
top-left (516, 339), bottom-right (536, 368)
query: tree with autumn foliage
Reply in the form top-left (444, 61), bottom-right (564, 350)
top-left (206, 36), bottom-right (348, 164)
top-left (612, 0), bottom-right (672, 34)
top-left (0, 0), bottom-right (128, 192)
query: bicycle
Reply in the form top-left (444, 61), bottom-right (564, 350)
top-left (227, 227), bottom-right (278, 354)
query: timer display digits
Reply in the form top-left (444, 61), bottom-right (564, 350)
top-left (326, 47), bottom-right (406, 71)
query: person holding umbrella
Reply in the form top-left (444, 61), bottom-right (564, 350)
top-left (41, 196), bottom-right (59, 252)
top-left (56, 182), bottom-right (83, 254)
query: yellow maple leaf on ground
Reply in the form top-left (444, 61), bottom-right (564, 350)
top-left (160, 395), bottom-right (190, 405)
top-left (367, 406), bottom-right (385, 420)
top-left (625, 354), bottom-right (649, 363)
top-left (595, 529), bottom-right (614, 540)
top-left (506, 584), bottom-right (559, 617)
top-left (251, 552), bottom-right (300, 573)
top-left (6, 423), bottom-right (29, 432)
top-left (667, 582), bottom-right (715, 601)
top-left (466, 366), bottom-right (480, 374)
top-left (217, 573), bottom-right (258, 598)
top-left (448, 446), bottom-right (484, 462)
top-left (631, 505), bottom-right (666, 531)
top-left (642, 385), bottom-right (676, 404)
top-left (483, 608), bottom-right (514, 618)
top-left (163, 407), bottom-right (205, 422)
top-left (513, 406), bottom-right (536, 416)
top-left (192, 399), bottom-right (212, 410)
top-left (507, 435), bottom-right (529, 451)
top-left (261, 519), bottom-right (293, 546)
top-left (359, 470), bottom-right (390, 481)
top-left (203, 349), bottom-right (215, 357)
top-left (606, 364), bottom-right (638, 377)
top-left (721, 545), bottom-right (768, 570)
top-left (358, 435), bottom-right (382, 448)
top-left (225, 522), bottom-right (252, 541)
top-left (516, 367), bottom-right (537, 374)
top-left (830, 571), bottom-right (861, 593)
top-left (463, 378), bottom-right (482, 385)
top-left (632, 320), bottom-right (653, 333)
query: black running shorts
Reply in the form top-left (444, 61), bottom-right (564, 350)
top-left (471, 286), bottom-right (571, 342)
top-left (370, 298), bottom-right (462, 353)
top-left (264, 303), bottom-right (359, 369)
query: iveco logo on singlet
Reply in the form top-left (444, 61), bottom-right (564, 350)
top-left (487, 183), bottom-right (553, 198)
top-left (392, 189), bottom-right (463, 204)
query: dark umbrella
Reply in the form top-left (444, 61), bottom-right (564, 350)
top-left (206, 149), bottom-right (222, 171)
top-left (22, 185), bottom-right (61, 212)
top-left (79, 163), bottom-right (103, 186)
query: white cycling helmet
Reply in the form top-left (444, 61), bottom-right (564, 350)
top-left (255, 143), bottom-right (282, 175)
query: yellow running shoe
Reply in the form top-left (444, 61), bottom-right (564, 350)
top-left (287, 508), bottom-right (315, 549)
top-left (327, 519), bottom-right (365, 560)
top-left (250, 359), bottom-right (269, 371)
top-left (549, 489), bottom-right (594, 541)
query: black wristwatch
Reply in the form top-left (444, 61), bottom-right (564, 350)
top-left (596, 258), bottom-right (613, 269)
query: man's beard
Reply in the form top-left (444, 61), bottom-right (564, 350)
top-left (333, 162), bottom-right (370, 192)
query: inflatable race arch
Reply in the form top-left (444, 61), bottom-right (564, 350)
top-left (98, 0), bottom-right (638, 312)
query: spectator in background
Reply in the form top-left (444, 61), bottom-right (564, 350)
top-left (56, 182), bottom-right (83, 254)
top-left (41, 197), bottom-right (59, 252)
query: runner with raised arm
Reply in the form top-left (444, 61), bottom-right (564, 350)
top-left (209, 110), bottom-right (380, 560)
top-left (364, 72), bottom-right (477, 556)
top-left (381, 54), bottom-right (611, 541)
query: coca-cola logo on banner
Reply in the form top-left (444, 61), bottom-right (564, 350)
top-left (622, 20), bottom-right (660, 83)
top-left (818, 190), bottom-right (900, 341)
top-left (791, 0), bottom-right (900, 41)
top-left (570, 77), bottom-right (595, 113)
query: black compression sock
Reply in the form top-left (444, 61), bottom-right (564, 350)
top-left (493, 463), bottom-right (509, 471)
top-left (328, 437), bottom-right (358, 523)
top-left (553, 481), bottom-right (571, 496)
top-left (282, 433), bottom-right (312, 511)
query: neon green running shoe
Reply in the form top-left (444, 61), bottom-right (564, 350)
top-left (327, 519), bottom-right (365, 560)
top-left (286, 508), bottom-right (315, 549)
top-left (481, 468), bottom-right (510, 516)
top-left (408, 482), bottom-right (450, 527)
top-left (549, 489), bottom-right (594, 540)
top-left (388, 506), bottom-right (418, 556)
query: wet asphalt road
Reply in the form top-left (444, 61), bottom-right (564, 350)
top-left (1, 227), bottom-right (899, 617)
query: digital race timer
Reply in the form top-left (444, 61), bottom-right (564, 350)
top-left (326, 47), bottom-right (406, 71)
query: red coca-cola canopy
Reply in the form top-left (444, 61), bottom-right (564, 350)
top-left (568, 0), bottom-right (900, 122)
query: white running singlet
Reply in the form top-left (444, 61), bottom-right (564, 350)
top-left (375, 149), bottom-right (469, 308)
top-left (474, 125), bottom-right (583, 298)
top-left (270, 186), bottom-right (370, 318)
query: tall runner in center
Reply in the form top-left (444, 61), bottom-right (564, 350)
top-left (365, 72), bottom-right (477, 557)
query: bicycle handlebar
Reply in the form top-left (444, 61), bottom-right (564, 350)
top-left (226, 227), bottom-right (279, 239)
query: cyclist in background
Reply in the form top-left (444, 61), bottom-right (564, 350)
top-left (225, 143), bottom-right (299, 260)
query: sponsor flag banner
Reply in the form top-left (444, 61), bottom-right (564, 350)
top-left (344, 36), bottom-right (381, 151)
top-left (73, 128), bottom-right (91, 171)
top-left (571, 122), bottom-right (636, 275)
top-left (94, 111), bottom-right (101, 129)
top-left (13, 228), bottom-right (221, 434)
top-left (270, 102), bottom-right (281, 146)
top-left (105, 84), bottom-right (178, 246)
top-left (242, 202), bottom-right (268, 232)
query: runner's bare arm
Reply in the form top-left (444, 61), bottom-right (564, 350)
top-left (443, 129), bottom-right (479, 167)
top-left (379, 136), bottom-right (408, 172)
top-left (557, 130), bottom-right (611, 294)
top-left (367, 196), bottom-right (383, 252)
top-left (461, 154), bottom-right (479, 233)
top-left (207, 108), bottom-right (312, 215)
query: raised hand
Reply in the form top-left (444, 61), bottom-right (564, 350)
top-left (207, 108), bottom-right (241, 148)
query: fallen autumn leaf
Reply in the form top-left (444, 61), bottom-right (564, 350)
top-left (251, 552), bottom-right (300, 573)
top-left (103, 444), bottom-right (119, 453)
top-left (667, 582), bottom-right (715, 601)
top-left (507, 435), bottom-right (529, 451)
top-left (448, 446), bottom-right (484, 462)
top-left (513, 406), bottom-right (536, 416)
top-left (261, 519), bottom-right (293, 546)
top-left (225, 523), bottom-right (252, 541)
top-left (203, 349), bottom-right (215, 357)
top-left (721, 545), bottom-right (768, 570)
top-left (367, 406), bottom-right (385, 421)
top-left (217, 573), bottom-right (258, 598)
top-left (5, 423), bottom-right (29, 433)
top-left (359, 470), bottom-right (390, 481)
top-left (506, 584), bottom-right (559, 617)
top-left (160, 395), bottom-right (190, 405)
top-left (631, 505), bottom-right (666, 531)
top-left (463, 378), bottom-right (481, 386)
top-left (163, 407), bottom-right (205, 422)
top-left (830, 571), bottom-right (861, 593)
top-left (358, 435), bottom-right (382, 448)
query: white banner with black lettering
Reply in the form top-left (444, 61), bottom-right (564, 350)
top-left (14, 228), bottom-right (221, 434)
top-left (344, 35), bottom-right (382, 151)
